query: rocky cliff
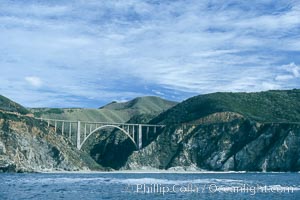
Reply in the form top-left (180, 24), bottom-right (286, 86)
top-left (124, 90), bottom-right (300, 172)
top-left (0, 111), bottom-right (104, 172)
top-left (125, 115), bottom-right (300, 171)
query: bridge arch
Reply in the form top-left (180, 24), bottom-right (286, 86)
top-left (78, 125), bottom-right (137, 150)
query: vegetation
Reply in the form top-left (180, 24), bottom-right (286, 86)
top-left (101, 96), bottom-right (177, 113)
top-left (30, 96), bottom-right (177, 123)
top-left (32, 108), bottom-right (64, 117)
top-left (0, 95), bottom-right (29, 115)
top-left (152, 89), bottom-right (300, 124)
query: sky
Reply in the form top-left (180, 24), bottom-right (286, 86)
top-left (1, 0), bottom-right (300, 108)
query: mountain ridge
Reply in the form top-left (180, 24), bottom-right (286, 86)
top-left (100, 96), bottom-right (177, 112)
top-left (0, 95), bottom-right (29, 115)
top-left (125, 89), bottom-right (300, 172)
top-left (29, 96), bottom-right (177, 123)
top-left (152, 89), bottom-right (300, 125)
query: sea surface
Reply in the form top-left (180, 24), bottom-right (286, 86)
top-left (0, 172), bottom-right (299, 199)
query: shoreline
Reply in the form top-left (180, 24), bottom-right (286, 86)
top-left (36, 170), bottom-right (300, 174)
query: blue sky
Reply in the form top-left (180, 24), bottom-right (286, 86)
top-left (1, 0), bottom-right (300, 108)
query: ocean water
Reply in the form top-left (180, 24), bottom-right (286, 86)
top-left (0, 172), bottom-right (299, 200)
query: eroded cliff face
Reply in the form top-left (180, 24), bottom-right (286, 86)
top-left (124, 114), bottom-right (300, 172)
top-left (0, 112), bottom-right (103, 172)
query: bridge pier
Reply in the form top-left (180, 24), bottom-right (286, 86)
top-left (77, 121), bottom-right (81, 150)
top-left (54, 121), bottom-right (57, 133)
top-left (138, 124), bottom-right (142, 149)
top-left (62, 122), bottom-right (64, 134)
top-left (69, 123), bottom-right (72, 140)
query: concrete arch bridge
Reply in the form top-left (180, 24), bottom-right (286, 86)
top-left (36, 118), bottom-right (165, 150)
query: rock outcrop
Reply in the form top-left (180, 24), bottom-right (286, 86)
top-left (124, 89), bottom-right (300, 172)
top-left (124, 116), bottom-right (300, 172)
top-left (0, 111), bottom-right (104, 172)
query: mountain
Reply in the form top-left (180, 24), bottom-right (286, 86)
top-left (101, 96), bottom-right (176, 113)
top-left (2, 90), bottom-right (300, 172)
top-left (11, 96), bottom-right (177, 169)
top-left (30, 96), bottom-right (177, 123)
top-left (152, 89), bottom-right (300, 124)
top-left (0, 96), bottom-right (105, 172)
top-left (125, 89), bottom-right (300, 172)
top-left (30, 107), bottom-right (129, 123)
top-left (0, 95), bottom-right (29, 115)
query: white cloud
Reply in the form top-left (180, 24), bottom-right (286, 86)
top-left (275, 75), bottom-right (295, 81)
top-left (152, 90), bottom-right (165, 96)
top-left (282, 62), bottom-right (300, 78)
top-left (0, 0), bottom-right (300, 107)
top-left (25, 76), bottom-right (42, 87)
top-left (275, 62), bottom-right (300, 81)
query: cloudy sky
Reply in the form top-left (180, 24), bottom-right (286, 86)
top-left (1, 0), bottom-right (300, 107)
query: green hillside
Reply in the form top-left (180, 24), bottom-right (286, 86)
top-left (30, 96), bottom-right (177, 123)
top-left (100, 96), bottom-right (177, 113)
top-left (0, 95), bottom-right (29, 115)
top-left (30, 108), bottom-right (129, 123)
top-left (152, 89), bottom-right (300, 124)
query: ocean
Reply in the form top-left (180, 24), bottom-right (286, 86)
top-left (0, 172), bottom-right (299, 199)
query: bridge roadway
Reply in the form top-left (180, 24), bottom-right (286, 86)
top-left (36, 118), bottom-right (165, 150)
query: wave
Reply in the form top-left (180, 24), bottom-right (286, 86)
top-left (12, 176), bottom-right (246, 186)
